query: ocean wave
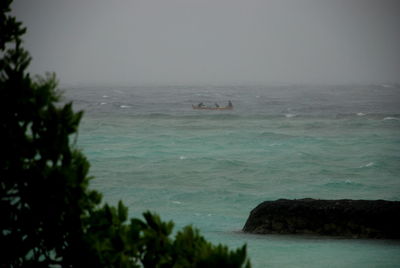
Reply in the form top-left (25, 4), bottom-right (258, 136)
top-left (321, 180), bottom-right (365, 189)
top-left (269, 143), bottom-right (283, 147)
top-left (144, 113), bottom-right (242, 120)
top-left (91, 108), bottom-right (400, 123)
top-left (259, 131), bottom-right (295, 139)
top-left (360, 162), bottom-right (374, 168)
top-left (285, 113), bottom-right (297, 118)
top-left (336, 113), bottom-right (400, 120)
top-left (147, 113), bottom-right (174, 119)
top-left (193, 114), bottom-right (242, 120)
top-left (214, 158), bottom-right (249, 168)
top-left (383, 117), bottom-right (400, 121)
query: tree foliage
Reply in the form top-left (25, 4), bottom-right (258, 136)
top-left (0, 1), bottom-right (250, 267)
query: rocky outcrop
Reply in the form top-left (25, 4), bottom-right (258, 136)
top-left (243, 198), bottom-right (400, 238)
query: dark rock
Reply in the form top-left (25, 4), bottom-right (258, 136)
top-left (243, 198), bottom-right (400, 238)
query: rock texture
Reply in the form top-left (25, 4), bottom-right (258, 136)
top-left (243, 198), bottom-right (400, 238)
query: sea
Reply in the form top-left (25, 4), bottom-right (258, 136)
top-left (62, 84), bottom-right (400, 268)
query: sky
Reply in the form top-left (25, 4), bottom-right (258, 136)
top-left (12, 0), bottom-right (400, 86)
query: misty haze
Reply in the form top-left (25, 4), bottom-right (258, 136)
top-left (13, 0), bottom-right (400, 85)
top-left (9, 0), bottom-right (400, 267)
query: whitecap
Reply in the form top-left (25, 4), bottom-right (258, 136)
top-left (383, 117), bottom-right (400, 121)
top-left (360, 162), bottom-right (374, 168)
top-left (100, 102), bottom-right (107, 105)
top-left (356, 112), bottom-right (365, 116)
top-left (120, 105), bottom-right (130, 109)
top-left (179, 156), bottom-right (186, 160)
top-left (102, 95), bottom-right (108, 98)
top-left (172, 201), bottom-right (182, 205)
top-left (269, 143), bottom-right (282, 147)
top-left (285, 113), bottom-right (296, 118)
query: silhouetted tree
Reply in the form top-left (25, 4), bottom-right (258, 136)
top-left (0, 1), bottom-right (250, 267)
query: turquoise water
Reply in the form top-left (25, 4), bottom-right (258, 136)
top-left (65, 85), bottom-right (400, 267)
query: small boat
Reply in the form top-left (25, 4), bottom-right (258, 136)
top-left (192, 101), bottom-right (233, 110)
top-left (192, 105), bottom-right (233, 111)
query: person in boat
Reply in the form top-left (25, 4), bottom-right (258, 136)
top-left (215, 103), bottom-right (220, 108)
top-left (198, 102), bottom-right (205, 108)
top-left (228, 100), bottom-right (233, 107)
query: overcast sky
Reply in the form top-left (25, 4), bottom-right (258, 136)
top-left (12, 0), bottom-right (400, 85)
